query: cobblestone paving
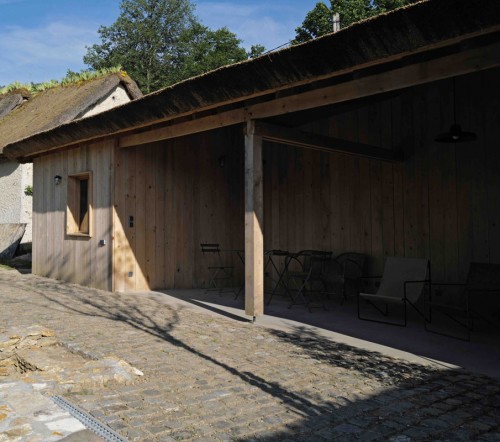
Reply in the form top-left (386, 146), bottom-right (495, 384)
top-left (1, 268), bottom-right (500, 441)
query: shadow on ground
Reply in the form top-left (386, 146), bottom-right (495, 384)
top-left (5, 276), bottom-right (500, 441)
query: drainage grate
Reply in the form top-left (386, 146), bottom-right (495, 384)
top-left (51, 395), bottom-right (128, 442)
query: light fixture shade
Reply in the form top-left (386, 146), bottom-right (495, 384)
top-left (435, 124), bottom-right (477, 143)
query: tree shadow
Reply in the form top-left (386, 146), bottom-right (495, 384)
top-left (267, 325), bottom-right (441, 386)
top-left (28, 287), bottom-right (333, 417)
top-left (4, 274), bottom-right (500, 441)
top-left (247, 326), bottom-right (500, 441)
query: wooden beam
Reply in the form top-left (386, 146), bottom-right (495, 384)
top-left (119, 109), bottom-right (246, 148)
top-left (244, 120), bottom-right (264, 319)
top-left (254, 121), bottom-right (403, 162)
top-left (116, 41), bottom-right (500, 150)
top-left (248, 40), bottom-right (500, 120)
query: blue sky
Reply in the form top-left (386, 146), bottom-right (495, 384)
top-left (0, 0), bottom-right (320, 85)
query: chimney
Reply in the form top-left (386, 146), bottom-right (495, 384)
top-left (333, 13), bottom-right (340, 32)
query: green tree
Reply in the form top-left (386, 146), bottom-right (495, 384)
top-left (293, 0), bottom-right (418, 44)
top-left (247, 44), bottom-right (266, 59)
top-left (84, 0), bottom-right (252, 93)
top-left (172, 24), bottom-right (247, 82)
top-left (293, 2), bottom-right (333, 44)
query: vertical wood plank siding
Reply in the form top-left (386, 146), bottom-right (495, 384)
top-left (113, 127), bottom-right (245, 291)
top-left (32, 140), bottom-right (114, 291)
top-left (33, 68), bottom-right (500, 291)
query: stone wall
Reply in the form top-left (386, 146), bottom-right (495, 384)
top-left (0, 325), bottom-right (143, 393)
top-left (0, 160), bottom-right (32, 247)
top-left (0, 326), bottom-right (56, 376)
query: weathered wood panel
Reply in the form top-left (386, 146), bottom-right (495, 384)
top-left (32, 141), bottom-right (114, 291)
top-left (33, 67), bottom-right (500, 293)
top-left (113, 127), bottom-right (245, 291)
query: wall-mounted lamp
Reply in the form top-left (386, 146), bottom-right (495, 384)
top-left (54, 175), bottom-right (62, 185)
top-left (218, 155), bottom-right (226, 167)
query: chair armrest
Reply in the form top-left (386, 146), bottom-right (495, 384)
top-left (467, 288), bottom-right (500, 293)
top-left (432, 283), bottom-right (500, 294)
top-left (403, 279), bottom-right (430, 301)
top-left (403, 279), bottom-right (430, 289)
top-left (404, 279), bottom-right (430, 284)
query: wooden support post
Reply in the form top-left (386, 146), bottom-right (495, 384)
top-left (244, 120), bottom-right (264, 318)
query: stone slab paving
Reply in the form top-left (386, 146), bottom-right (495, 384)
top-left (0, 381), bottom-right (88, 441)
top-left (0, 268), bottom-right (499, 441)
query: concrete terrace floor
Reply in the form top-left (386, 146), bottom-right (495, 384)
top-left (155, 287), bottom-right (500, 380)
top-left (1, 268), bottom-right (500, 441)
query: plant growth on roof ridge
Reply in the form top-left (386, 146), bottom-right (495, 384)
top-left (0, 81), bottom-right (32, 94)
top-left (60, 66), bottom-right (124, 85)
top-left (0, 66), bottom-right (124, 96)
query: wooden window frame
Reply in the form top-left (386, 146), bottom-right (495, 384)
top-left (66, 171), bottom-right (93, 237)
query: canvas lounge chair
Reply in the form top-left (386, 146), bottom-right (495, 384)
top-left (425, 262), bottom-right (500, 340)
top-left (358, 257), bottom-right (431, 326)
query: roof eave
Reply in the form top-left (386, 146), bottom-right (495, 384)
top-left (4, 0), bottom-right (500, 161)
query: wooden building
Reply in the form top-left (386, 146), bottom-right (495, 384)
top-left (0, 73), bottom-right (142, 250)
top-left (4, 0), bottom-right (500, 318)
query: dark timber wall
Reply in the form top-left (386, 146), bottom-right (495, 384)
top-left (263, 68), bottom-right (500, 281)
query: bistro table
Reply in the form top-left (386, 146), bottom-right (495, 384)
top-left (223, 249), bottom-right (291, 303)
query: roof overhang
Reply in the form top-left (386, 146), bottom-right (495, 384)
top-left (4, 0), bottom-right (500, 162)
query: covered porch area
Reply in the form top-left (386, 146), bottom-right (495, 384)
top-left (113, 55), bottom-right (500, 327)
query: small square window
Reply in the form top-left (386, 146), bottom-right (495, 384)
top-left (67, 172), bottom-right (93, 236)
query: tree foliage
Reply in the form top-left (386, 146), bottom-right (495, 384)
top-left (172, 24), bottom-right (247, 83)
top-left (84, 0), bottom-right (256, 93)
top-left (293, 2), bottom-right (333, 43)
top-left (247, 44), bottom-right (266, 59)
top-left (293, 0), bottom-right (418, 44)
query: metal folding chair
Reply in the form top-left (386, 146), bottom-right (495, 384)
top-left (330, 252), bottom-right (365, 304)
top-left (286, 251), bottom-right (333, 310)
top-left (265, 249), bottom-right (291, 305)
top-left (200, 243), bottom-right (234, 295)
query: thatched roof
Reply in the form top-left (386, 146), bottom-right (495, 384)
top-left (0, 73), bottom-right (141, 156)
top-left (4, 0), bottom-right (500, 161)
top-left (0, 93), bottom-right (24, 120)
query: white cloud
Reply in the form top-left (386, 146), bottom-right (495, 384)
top-left (0, 21), bottom-right (97, 85)
top-left (0, 1), bottom-right (317, 85)
top-left (195, 1), bottom-right (308, 50)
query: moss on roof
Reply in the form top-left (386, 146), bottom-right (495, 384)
top-left (4, 0), bottom-right (500, 161)
top-left (0, 67), bottom-right (125, 96)
top-left (0, 71), bottom-right (142, 154)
